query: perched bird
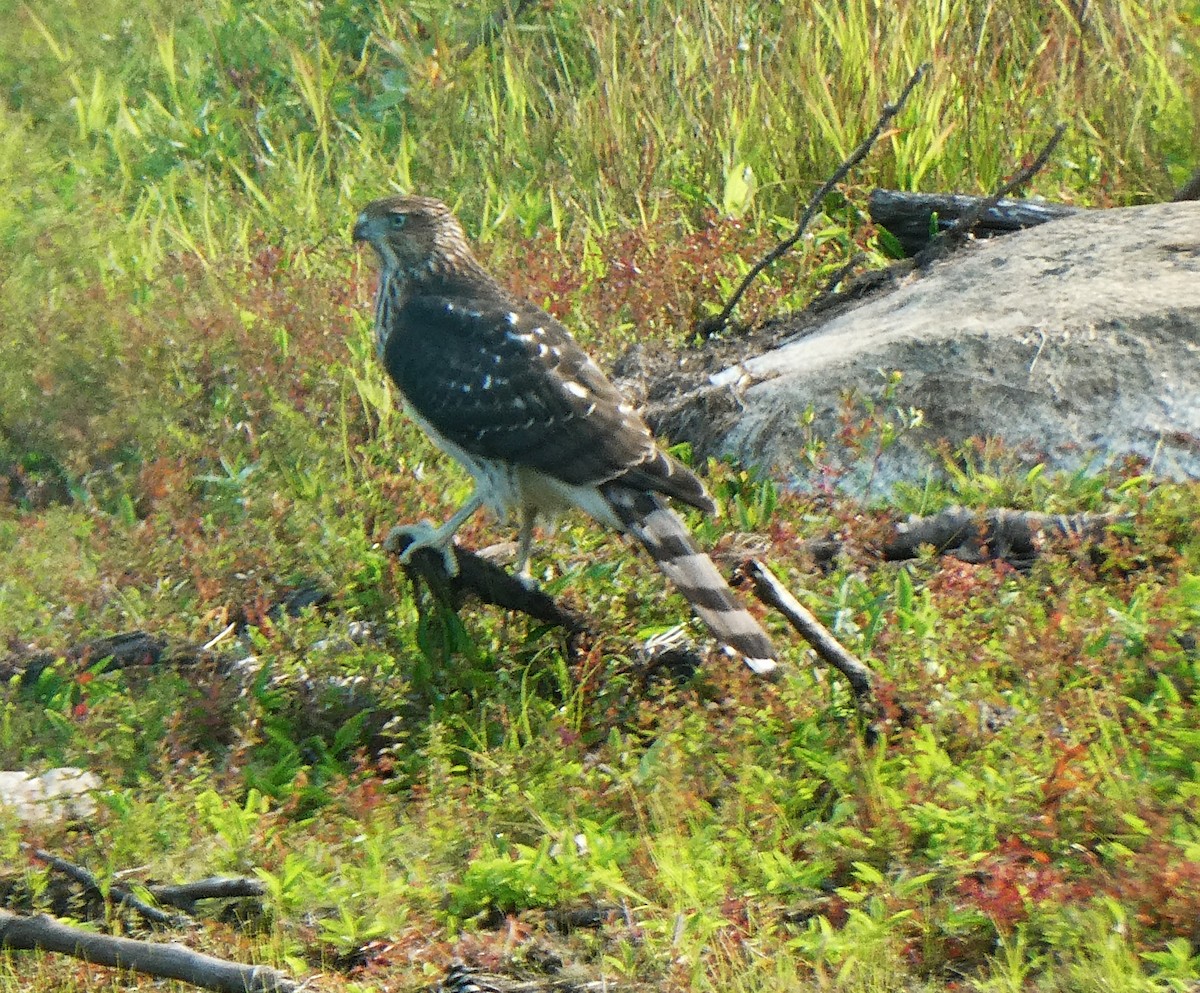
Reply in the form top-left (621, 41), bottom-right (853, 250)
top-left (352, 195), bottom-right (778, 675)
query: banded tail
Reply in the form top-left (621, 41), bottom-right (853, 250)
top-left (603, 486), bottom-right (778, 676)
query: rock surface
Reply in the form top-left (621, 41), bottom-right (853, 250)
top-left (698, 201), bottom-right (1200, 491)
top-left (0, 768), bottom-right (101, 824)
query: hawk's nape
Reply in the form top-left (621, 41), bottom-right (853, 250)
top-left (352, 194), bottom-right (779, 675)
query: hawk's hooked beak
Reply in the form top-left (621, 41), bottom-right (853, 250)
top-left (352, 214), bottom-right (370, 243)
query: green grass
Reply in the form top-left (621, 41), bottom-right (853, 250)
top-left (3, 0), bottom-right (1200, 990)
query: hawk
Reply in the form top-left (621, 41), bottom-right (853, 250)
top-left (352, 195), bottom-right (778, 675)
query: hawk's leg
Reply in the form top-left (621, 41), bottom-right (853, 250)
top-left (514, 510), bottom-right (537, 589)
top-left (385, 492), bottom-right (484, 576)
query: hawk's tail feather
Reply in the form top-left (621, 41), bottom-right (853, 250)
top-left (603, 486), bottom-right (778, 676)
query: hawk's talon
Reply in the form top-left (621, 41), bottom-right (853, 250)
top-left (385, 522), bottom-right (461, 577)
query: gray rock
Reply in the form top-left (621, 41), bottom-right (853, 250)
top-left (0, 768), bottom-right (101, 824)
top-left (707, 201), bottom-right (1200, 491)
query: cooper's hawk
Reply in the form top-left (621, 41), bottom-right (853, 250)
top-left (352, 195), bottom-right (778, 675)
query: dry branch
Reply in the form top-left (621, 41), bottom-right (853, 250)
top-left (745, 560), bottom-right (875, 699)
top-left (0, 632), bottom-right (207, 685)
top-left (700, 63), bottom-right (929, 336)
top-left (914, 123), bottom-right (1068, 266)
top-left (880, 507), bottom-right (1127, 568)
top-left (869, 190), bottom-right (1080, 255)
top-left (23, 845), bottom-right (190, 929)
top-left (386, 530), bottom-right (585, 633)
top-left (0, 909), bottom-right (299, 993)
top-left (0, 582), bottom-right (331, 684)
top-left (149, 877), bottom-right (266, 915)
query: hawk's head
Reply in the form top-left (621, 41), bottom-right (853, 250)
top-left (352, 195), bottom-right (476, 280)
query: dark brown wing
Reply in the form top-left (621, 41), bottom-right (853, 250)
top-left (382, 289), bottom-right (713, 512)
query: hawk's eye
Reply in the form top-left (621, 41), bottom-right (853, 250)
top-left (389, 214), bottom-right (408, 230)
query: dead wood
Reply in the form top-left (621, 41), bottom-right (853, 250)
top-left (0, 582), bottom-right (333, 685)
top-left (699, 63), bottom-right (929, 336)
top-left (386, 531), bottom-right (586, 634)
top-left (745, 560), bottom-right (875, 699)
top-left (869, 190), bottom-right (1081, 256)
top-left (0, 632), bottom-right (209, 685)
top-left (149, 877), bottom-right (266, 915)
top-left (914, 123), bottom-right (1068, 267)
top-left (23, 845), bottom-right (191, 929)
top-left (880, 507), bottom-right (1127, 568)
top-left (0, 909), bottom-right (299, 992)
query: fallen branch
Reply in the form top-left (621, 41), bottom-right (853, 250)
top-left (386, 530), bottom-right (585, 634)
top-left (745, 560), bottom-right (875, 699)
top-left (149, 877), bottom-right (266, 915)
top-left (24, 845), bottom-right (190, 929)
top-left (880, 506), bottom-right (1128, 568)
top-left (869, 190), bottom-right (1080, 256)
top-left (0, 909), bottom-right (299, 993)
top-left (0, 632), bottom-right (204, 685)
top-left (699, 63), bottom-right (929, 336)
top-left (915, 122), bottom-right (1068, 266)
top-left (0, 582), bottom-right (331, 685)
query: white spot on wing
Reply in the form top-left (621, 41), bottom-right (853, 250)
top-left (505, 330), bottom-right (536, 344)
top-left (483, 374), bottom-right (493, 389)
top-left (506, 312), bottom-right (520, 325)
top-left (563, 381), bottom-right (588, 398)
top-left (618, 402), bottom-right (636, 415)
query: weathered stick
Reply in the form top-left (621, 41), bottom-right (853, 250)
top-left (745, 560), bottom-right (875, 698)
top-left (386, 529), bottom-right (585, 633)
top-left (869, 190), bottom-right (1080, 255)
top-left (0, 909), bottom-right (299, 993)
top-left (915, 122), bottom-right (1068, 266)
top-left (23, 845), bottom-right (190, 929)
top-left (149, 877), bottom-right (266, 915)
top-left (0, 582), bottom-right (332, 685)
top-left (700, 63), bottom-right (929, 335)
top-left (881, 506), bottom-right (1127, 567)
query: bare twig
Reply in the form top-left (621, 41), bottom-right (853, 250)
top-left (868, 189), bottom-right (1081, 255)
top-left (915, 122), bottom-right (1068, 266)
top-left (386, 529), bottom-right (585, 633)
top-left (149, 877), bottom-right (267, 915)
top-left (0, 909), bottom-right (299, 993)
top-left (23, 845), bottom-right (191, 929)
top-left (700, 63), bottom-right (929, 336)
top-left (881, 506), bottom-right (1129, 567)
top-left (745, 560), bottom-right (875, 698)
